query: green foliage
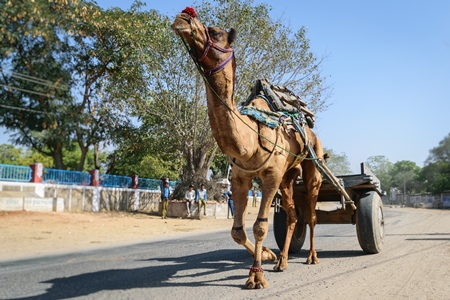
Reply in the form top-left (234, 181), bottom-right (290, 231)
top-left (17, 148), bottom-right (55, 168)
top-left (365, 155), bottom-right (393, 193)
top-left (0, 0), bottom-right (150, 171)
top-left (323, 147), bottom-right (351, 175)
top-left (390, 160), bottom-right (421, 194)
top-left (132, 0), bottom-right (332, 191)
top-left (0, 144), bottom-right (23, 164)
top-left (364, 133), bottom-right (450, 195)
top-left (0, 143), bottom-right (105, 170)
top-left (425, 132), bottom-right (450, 164)
top-left (0, 0), bottom-right (78, 169)
top-left (107, 143), bottom-right (180, 180)
top-left (1, 0), bottom-right (332, 182)
top-left (0, 143), bottom-right (54, 167)
top-left (211, 152), bottom-right (229, 178)
top-left (421, 133), bottom-right (450, 193)
top-left (420, 161), bottom-right (450, 194)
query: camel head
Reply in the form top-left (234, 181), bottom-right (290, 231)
top-left (171, 7), bottom-right (236, 75)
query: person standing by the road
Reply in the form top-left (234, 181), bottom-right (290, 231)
top-left (161, 181), bottom-right (170, 219)
top-left (185, 185), bottom-right (196, 217)
top-left (160, 177), bottom-right (168, 200)
top-left (196, 184), bottom-right (208, 217)
top-left (252, 188), bottom-right (258, 207)
top-left (224, 189), bottom-right (234, 218)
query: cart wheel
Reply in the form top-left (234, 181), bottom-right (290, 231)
top-left (356, 191), bottom-right (385, 254)
top-left (273, 202), bottom-right (307, 254)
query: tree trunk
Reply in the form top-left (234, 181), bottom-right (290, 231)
top-left (94, 143), bottom-right (100, 170)
top-left (172, 142), bottom-right (217, 200)
top-left (53, 146), bottom-right (65, 170)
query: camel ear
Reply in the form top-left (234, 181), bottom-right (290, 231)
top-left (228, 28), bottom-right (236, 45)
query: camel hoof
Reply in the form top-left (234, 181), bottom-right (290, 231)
top-left (305, 257), bottom-right (320, 265)
top-left (246, 266), bottom-right (268, 289)
top-left (273, 255), bottom-right (288, 271)
top-left (245, 281), bottom-right (255, 289)
top-left (262, 246), bottom-right (277, 262)
top-left (273, 265), bottom-right (284, 272)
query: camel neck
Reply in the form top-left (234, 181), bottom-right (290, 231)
top-left (204, 67), bottom-right (255, 160)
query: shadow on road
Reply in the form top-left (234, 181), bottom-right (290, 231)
top-left (10, 249), bottom-right (250, 300)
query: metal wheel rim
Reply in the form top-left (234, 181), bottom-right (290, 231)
top-left (377, 205), bottom-right (385, 239)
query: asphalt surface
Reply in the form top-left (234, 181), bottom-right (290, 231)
top-left (1, 207), bottom-right (449, 300)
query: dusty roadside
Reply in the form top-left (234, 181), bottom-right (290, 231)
top-left (0, 206), bottom-right (265, 261)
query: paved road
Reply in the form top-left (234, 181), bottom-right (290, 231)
top-left (1, 207), bottom-right (449, 300)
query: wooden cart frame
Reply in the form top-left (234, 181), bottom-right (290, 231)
top-left (273, 162), bottom-right (385, 254)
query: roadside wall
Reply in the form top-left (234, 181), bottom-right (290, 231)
top-left (0, 182), bottom-right (232, 218)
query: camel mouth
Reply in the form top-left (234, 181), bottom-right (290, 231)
top-left (171, 13), bottom-right (193, 35)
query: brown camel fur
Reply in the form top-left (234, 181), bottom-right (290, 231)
top-left (171, 9), bottom-right (324, 289)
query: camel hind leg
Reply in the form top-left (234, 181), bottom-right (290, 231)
top-left (273, 166), bottom-right (301, 272)
top-left (300, 157), bottom-right (322, 264)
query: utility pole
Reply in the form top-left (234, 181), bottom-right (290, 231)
top-left (403, 173), bottom-right (407, 205)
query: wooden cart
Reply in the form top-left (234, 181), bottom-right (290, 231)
top-left (273, 162), bottom-right (385, 254)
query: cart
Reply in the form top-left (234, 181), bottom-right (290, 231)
top-left (273, 162), bottom-right (385, 254)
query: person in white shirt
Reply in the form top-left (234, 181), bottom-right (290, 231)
top-left (196, 184), bottom-right (208, 216)
top-left (185, 185), bottom-right (196, 217)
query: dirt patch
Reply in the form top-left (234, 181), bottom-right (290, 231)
top-left (0, 206), bottom-right (264, 261)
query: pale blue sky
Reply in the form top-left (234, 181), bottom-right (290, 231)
top-left (3, 1), bottom-right (449, 173)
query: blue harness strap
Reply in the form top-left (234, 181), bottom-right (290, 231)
top-left (239, 106), bottom-right (282, 128)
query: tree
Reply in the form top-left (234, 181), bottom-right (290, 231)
top-left (106, 135), bottom-right (181, 180)
top-left (133, 0), bottom-right (332, 197)
top-left (390, 160), bottom-right (421, 194)
top-left (67, 1), bottom-right (152, 171)
top-left (420, 161), bottom-right (450, 194)
top-left (0, 143), bottom-right (96, 169)
top-left (1, 0), bottom-right (151, 171)
top-left (421, 133), bottom-right (450, 193)
top-left (425, 133), bottom-right (450, 164)
top-left (323, 147), bottom-right (351, 175)
top-left (0, 0), bottom-right (75, 169)
top-left (0, 144), bottom-right (23, 164)
top-left (197, 0), bottom-right (332, 110)
top-left (1, 0), bottom-right (333, 187)
top-left (365, 155), bottom-right (393, 193)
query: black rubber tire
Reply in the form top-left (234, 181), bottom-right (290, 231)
top-left (273, 204), bottom-right (307, 254)
top-left (356, 191), bottom-right (385, 254)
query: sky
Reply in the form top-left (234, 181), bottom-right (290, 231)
top-left (3, 0), bottom-right (449, 173)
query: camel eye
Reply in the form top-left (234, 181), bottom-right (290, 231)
top-left (210, 29), bottom-right (221, 38)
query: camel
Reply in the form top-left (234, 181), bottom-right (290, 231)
top-left (171, 7), bottom-right (325, 289)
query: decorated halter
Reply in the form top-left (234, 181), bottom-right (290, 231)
top-left (181, 7), bottom-right (234, 76)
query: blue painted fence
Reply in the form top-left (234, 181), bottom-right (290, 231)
top-left (100, 174), bottom-right (132, 188)
top-left (0, 164), bottom-right (32, 182)
top-left (0, 163), bottom-right (178, 190)
top-left (138, 178), bottom-right (161, 190)
top-left (44, 168), bottom-right (90, 185)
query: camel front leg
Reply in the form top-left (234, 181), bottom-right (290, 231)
top-left (229, 177), bottom-right (255, 255)
top-left (229, 176), bottom-right (277, 263)
top-left (245, 177), bottom-right (281, 289)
